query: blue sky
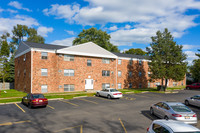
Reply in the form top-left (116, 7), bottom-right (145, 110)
top-left (0, 0), bottom-right (200, 64)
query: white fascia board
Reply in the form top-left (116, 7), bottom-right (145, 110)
top-left (118, 57), bottom-right (150, 62)
top-left (32, 48), bottom-right (56, 53)
top-left (15, 48), bottom-right (31, 58)
top-left (57, 50), bottom-right (118, 59)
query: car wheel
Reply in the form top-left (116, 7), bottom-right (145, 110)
top-left (21, 99), bottom-right (24, 104)
top-left (150, 107), bottom-right (154, 115)
top-left (185, 100), bottom-right (189, 106)
top-left (186, 87), bottom-right (190, 90)
top-left (96, 92), bottom-right (100, 97)
top-left (28, 103), bottom-right (32, 109)
top-left (164, 116), bottom-right (169, 120)
top-left (107, 95), bottom-right (111, 99)
top-left (43, 105), bottom-right (47, 108)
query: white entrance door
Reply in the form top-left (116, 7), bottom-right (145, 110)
top-left (85, 79), bottom-right (94, 89)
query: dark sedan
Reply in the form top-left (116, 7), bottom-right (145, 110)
top-left (22, 93), bottom-right (48, 108)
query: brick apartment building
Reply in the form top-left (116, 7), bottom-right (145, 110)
top-left (15, 41), bottom-right (186, 93)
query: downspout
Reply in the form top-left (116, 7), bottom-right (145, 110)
top-left (31, 48), bottom-right (33, 93)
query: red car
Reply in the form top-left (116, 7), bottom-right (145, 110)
top-left (186, 83), bottom-right (200, 90)
top-left (22, 93), bottom-right (48, 108)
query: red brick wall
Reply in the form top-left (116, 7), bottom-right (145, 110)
top-left (32, 52), bottom-right (117, 93)
top-left (15, 52), bottom-right (31, 93)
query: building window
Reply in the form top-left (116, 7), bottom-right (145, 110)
top-left (41, 52), bottom-right (48, 59)
top-left (129, 60), bottom-right (132, 65)
top-left (102, 58), bottom-right (110, 64)
top-left (129, 71), bottom-right (132, 77)
top-left (129, 83), bottom-right (132, 88)
top-left (118, 71), bottom-right (122, 77)
top-left (64, 69), bottom-right (74, 76)
top-left (139, 83), bottom-right (142, 88)
top-left (148, 72), bottom-right (151, 77)
top-left (87, 59), bottom-right (92, 66)
top-left (118, 59), bottom-right (122, 64)
top-left (139, 72), bottom-right (142, 77)
top-left (41, 85), bottom-right (48, 93)
top-left (118, 83), bottom-right (122, 89)
top-left (148, 82), bottom-right (151, 88)
top-left (64, 84), bottom-right (75, 91)
top-left (139, 60), bottom-right (143, 66)
top-left (155, 82), bottom-right (160, 86)
top-left (173, 82), bottom-right (177, 86)
top-left (102, 70), bottom-right (110, 76)
top-left (41, 68), bottom-right (48, 76)
top-left (24, 69), bottom-right (26, 76)
top-left (102, 83), bottom-right (110, 89)
top-left (64, 55), bottom-right (74, 61)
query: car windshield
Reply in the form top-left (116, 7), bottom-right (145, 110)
top-left (32, 94), bottom-right (45, 99)
top-left (171, 105), bottom-right (191, 112)
top-left (110, 89), bottom-right (118, 92)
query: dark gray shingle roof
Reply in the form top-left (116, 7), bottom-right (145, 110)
top-left (23, 41), bottom-right (68, 50)
top-left (112, 52), bottom-right (149, 60)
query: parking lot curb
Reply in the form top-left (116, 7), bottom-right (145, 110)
top-left (48, 98), bottom-right (64, 101)
top-left (0, 102), bottom-right (21, 105)
top-left (73, 96), bottom-right (88, 99)
top-left (141, 91), bottom-right (149, 93)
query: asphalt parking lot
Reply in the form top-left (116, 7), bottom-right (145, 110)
top-left (1, 90), bottom-right (200, 133)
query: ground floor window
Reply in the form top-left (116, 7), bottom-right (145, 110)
top-left (139, 83), bottom-right (142, 88)
top-left (102, 83), bottom-right (110, 89)
top-left (64, 84), bottom-right (75, 91)
top-left (129, 83), bottom-right (132, 88)
top-left (173, 82), bottom-right (177, 86)
top-left (41, 85), bottom-right (48, 93)
top-left (118, 83), bottom-right (122, 89)
top-left (148, 82), bottom-right (151, 88)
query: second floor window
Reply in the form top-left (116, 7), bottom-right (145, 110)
top-left (129, 71), bottom-right (132, 77)
top-left (41, 68), bottom-right (48, 76)
top-left (64, 69), bottom-right (74, 76)
top-left (139, 60), bottom-right (143, 66)
top-left (102, 58), bottom-right (110, 64)
top-left (102, 70), bottom-right (110, 76)
top-left (87, 59), bottom-right (92, 66)
top-left (41, 52), bottom-right (48, 59)
top-left (139, 72), bottom-right (142, 77)
top-left (118, 71), bottom-right (122, 77)
top-left (64, 55), bottom-right (74, 61)
top-left (118, 59), bottom-right (122, 64)
top-left (129, 60), bottom-right (132, 65)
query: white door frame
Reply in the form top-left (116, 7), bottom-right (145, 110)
top-left (85, 79), bottom-right (94, 90)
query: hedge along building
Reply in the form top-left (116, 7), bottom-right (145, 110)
top-left (15, 41), bottom-right (186, 93)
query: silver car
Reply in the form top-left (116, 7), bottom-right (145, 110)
top-left (96, 88), bottom-right (123, 99)
top-left (185, 95), bottom-right (200, 107)
top-left (147, 120), bottom-right (200, 133)
top-left (150, 102), bottom-right (197, 124)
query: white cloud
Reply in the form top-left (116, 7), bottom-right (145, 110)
top-left (124, 24), bottom-right (131, 29)
top-left (51, 37), bottom-right (75, 46)
top-left (182, 44), bottom-right (200, 50)
top-left (0, 15), bottom-right (39, 35)
top-left (109, 25), bottom-right (118, 31)
top-left (8, 1), bottom-right (32, 12)
top-left (184, 51), bottom-right (199, 65)
top-left (43, 0), bottom-right (200, 45)
top-left (7, 9), bottom-right (18, 13)
top-left (37, 26), bottom-right (54, 37)
top-left (0, 8), bottom-right (4, 13)
top-left (64, 30), bottom-right (75, 35)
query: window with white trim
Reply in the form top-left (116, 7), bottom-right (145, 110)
top-left (139, 71), bottom-right (142, 77)
top-left (87, 59), bottom-right (92, 66)
top-left (64, 69), bottom-right (74, 76)
top-left (139, 83), bottom-right (142, 88)
top-left (139, 60), bottom-right (143, 66)
top-left (102, 70), bottom-right (110, 76)
top-left (129, 71), bottom-right (132, 77)
top-left (41, 52), bottom-right (48, 59)
top-left (41, 68), bottom-right (48, 76)
top-left (102, 83), bottom-right (110, 89)
top-left (148, 82), bottom-right (151, 88)
top-left (129, 83), bottom-right (132, 88)
top-left (64, 55), bottom-right (74, 61)
top-left (41, 85), bottom-right (48, 93)
top-left (118, 59), bottom-right (122, 64)
top-left (23, 54), bottom-right (26, 61)
top-left (118, 71), bottom-right (122, 77)
top-left (129, 60), bottom-right (132, 65)
top-left (64, 84), bottom-right (75, 91)
top-left (118, 83), bottom-right (122, 89)
top-left (102, 58), bottom-right (110, 64)
top-left (173, 82), bottom-right (177, 86)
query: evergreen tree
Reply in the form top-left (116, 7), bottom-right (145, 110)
top-left (190, 50), bottom-right (200, 82)
top-left (146, 28), bottom-right (187, 90)
top-left (73, 27), bottom-right (119, 52)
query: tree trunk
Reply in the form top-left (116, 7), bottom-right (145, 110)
top-left (164, 79), bottom-right (168, 91)
top-left (161, 78), bottom-right (164, 86)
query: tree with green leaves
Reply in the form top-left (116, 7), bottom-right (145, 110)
top-left (0, 33), bottom-right (10, 92)
top-left (146, 28), bottom-right (187, 91)
top-left (73, 27), bottom-right (119, 52)
top-left (190, 49), bottom-right (200, 82)
top-left (124, 48), bottom-right (147, 55)
top-left (12, 24), bottom-right (45, 45)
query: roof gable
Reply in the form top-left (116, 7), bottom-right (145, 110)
top-left (56, 42), bottom-right (117, 58)
top-left (15, 42), bottom-right (31, 58)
